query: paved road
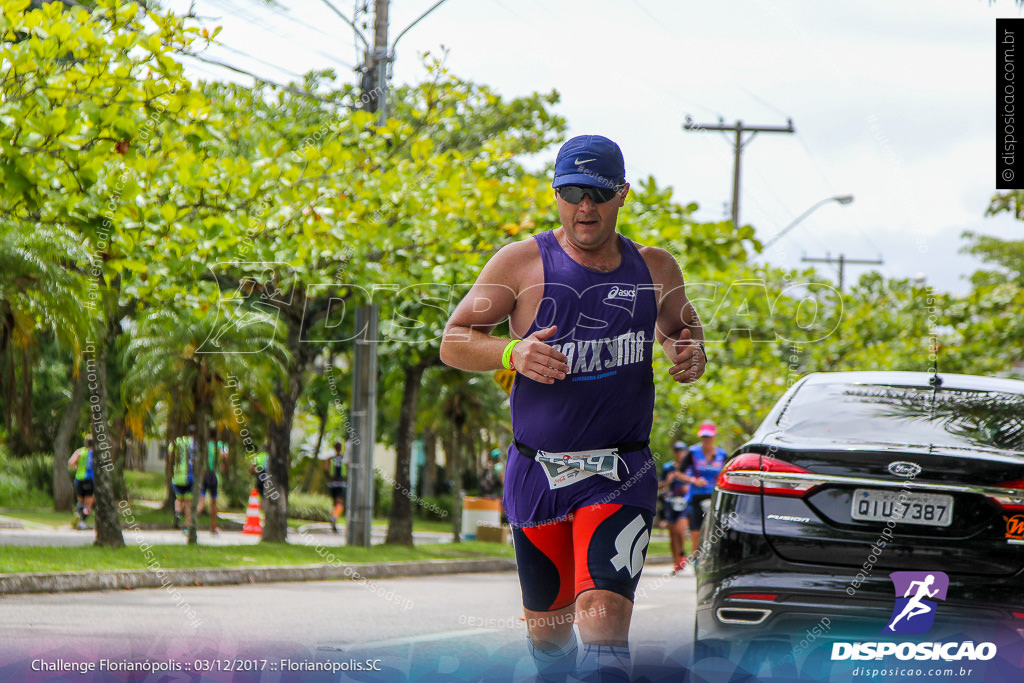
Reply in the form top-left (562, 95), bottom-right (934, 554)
top-left (0, 562), bottom-right (697, 680)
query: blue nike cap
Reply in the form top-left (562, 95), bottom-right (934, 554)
top-left (552, 135), bottom-right (625, 191)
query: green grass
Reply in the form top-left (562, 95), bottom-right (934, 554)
top-left (0, 541), bottom-right (515, 574)
top-left (647, 540), bottom-right (671, 557)
top-left (0, 508), bottom-right (73, 528)
top-left (124, 470), bottom-right (167, 501)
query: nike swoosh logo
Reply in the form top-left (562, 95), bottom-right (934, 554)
top-left (574, 158), bottom-right (596, 165)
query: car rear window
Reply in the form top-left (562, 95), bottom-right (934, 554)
top-left (777, 382), bottom-right (1024, 453)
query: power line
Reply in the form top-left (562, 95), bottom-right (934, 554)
top-left (682, 118), bottom-right (796, 230)
top-left (256, 0), bottom-right (344, 43)
top-left (627, 0), bottom-right (676, 40)
top-left (180, 52), bottom-right (342, 104)
top-left (794, 133), bottom-right (885, 257)
top-left (802, 254), bottom-right (884, 292)
top-left (211, 42), bottom-right (308, 79)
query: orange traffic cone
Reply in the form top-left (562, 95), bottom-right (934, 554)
top-left (242, 489), bottom-right (262, 535)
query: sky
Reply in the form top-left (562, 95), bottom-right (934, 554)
top-left (165, 0), bottom-right (1024, 295)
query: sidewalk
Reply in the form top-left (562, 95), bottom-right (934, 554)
top-left (0, 515), bottom-right (452, 548)
top-left (0, 515), bottom-right (672, 595)
top-left (0, 514), bottom-right (512, 595)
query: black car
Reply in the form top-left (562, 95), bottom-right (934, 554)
top-left (694, 371), bottom-right (1024, 671)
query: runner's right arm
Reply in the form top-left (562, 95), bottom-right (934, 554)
top-left (440, 242), bottom-right (568, 385)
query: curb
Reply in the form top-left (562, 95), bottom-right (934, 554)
top-left (0, 555), bottom-right (674, 595)
top-left (0, 558), bottom-right (519, 595)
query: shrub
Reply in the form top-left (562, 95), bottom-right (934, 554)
top-left (287, 491), bottom-right (332, 522)
top-left (0, 449), bottom-right (52, 507)
top-left (415, 494), bottom-right (453, 523)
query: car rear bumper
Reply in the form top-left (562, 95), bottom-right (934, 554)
top-left (696, 568), bottom-right (1024, 642)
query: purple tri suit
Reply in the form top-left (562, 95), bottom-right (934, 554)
top-left (503, 230), bottom-right (660, 526)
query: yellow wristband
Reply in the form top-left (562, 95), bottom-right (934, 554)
top-left (502, 340), bottom-right (521, 370)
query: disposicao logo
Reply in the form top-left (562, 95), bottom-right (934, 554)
top-left (882, 570), bottom-right (948, 635)
top-left (831, 570), bottom-right (997, 663)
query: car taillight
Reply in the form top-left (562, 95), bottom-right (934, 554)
top-left (991, 479), bottom-right (1024, 511)
top-left (730, 593), bottom-right (778, 601)
top-left (717, 453), bottom-right (819, 498)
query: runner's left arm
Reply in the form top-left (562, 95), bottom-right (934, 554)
top-left (642, 247), bottom-right (705, 384)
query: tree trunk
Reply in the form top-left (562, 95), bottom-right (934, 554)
top-left (422, 428), bottom-right (436, 497)
top-left (53, 367), bottom-right (87, 512)
top-left (162, 398), bottom-right (180, 513)
top-left (451, 424), bottom-right (464, 543)
top-left (386, 360), bottom-right (427, 546)
top-left (264, 391), bottom-right (294, 543)
top-left (18, 345), bottom-right (35, 452)
top-left (3, 344), bottom-right (14, 446)
top-left (301, 406), bottom-right (328, 493)
top-left (188, 368), bottom-right (208, 546)
top-left (87, 338), bottom-right (124, 548)
top-left (262, 300), bottom-right (317, 542)
top-left (111, 415), bottom-right (128, 502)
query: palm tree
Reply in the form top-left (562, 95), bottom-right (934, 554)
top-left (121, 303), bottom-right (288, 544)
top-left (420, 366), bottom-right (511, 542)
top-left (0, 223), bottom-right (92, 508)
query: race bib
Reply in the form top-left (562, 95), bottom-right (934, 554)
top-left (668, 496), bottom-right (687, 512)
top-left (535, 448), bottom-right (621, 490)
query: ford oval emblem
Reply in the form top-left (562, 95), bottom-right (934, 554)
top-left (887, 461), bottom-right (922, 478)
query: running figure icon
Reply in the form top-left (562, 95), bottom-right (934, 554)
top-left (882, 570), bottom-right (949, 635)
top-left (887, 574), bottom-right (938, 631)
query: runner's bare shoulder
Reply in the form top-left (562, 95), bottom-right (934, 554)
top-left (480, 237), bottom-right (543, 289)
top-left (635, 244), bottom-right (684, 288)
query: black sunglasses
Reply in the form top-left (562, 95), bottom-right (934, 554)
top-left (556, 184), bottom-right (621, 204)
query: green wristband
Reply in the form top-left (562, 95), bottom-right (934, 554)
top-left (502, 339), bottom-right (521, 370)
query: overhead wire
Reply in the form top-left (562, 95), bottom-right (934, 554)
top-left (179, 52), bottom-right (343, 103)
top-left (211, 42), bottom-right (308, 80)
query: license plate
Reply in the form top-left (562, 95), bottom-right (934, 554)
top-left (851, 489), bottom-right (954, 527)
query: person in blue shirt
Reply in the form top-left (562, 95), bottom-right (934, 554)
top-left (658, 441), bottom-right (692, 573)
top-left (683, 421), bottom-right (727, 561)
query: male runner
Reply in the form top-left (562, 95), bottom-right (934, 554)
top-left (170, 426), bottom-right (196, 532)
top-left (325, 441), bottom-right (348, 533)
top-left (197, 426), bottom-right (228, 534)
top-left (658, 442), bottom-right (692, 573)
top-left (68, 435), bottom-right (95, 530)
top-left (441, 134), bottom-right (705, 682)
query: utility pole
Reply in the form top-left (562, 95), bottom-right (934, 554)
top-left (682, 118), bottom-right (795, 229)
top-left (347, 306), bottom-right (378, 547)
top-left (344, 0), bottom-right (448, 546)
top-left (802, 253), bottom-right (884, 292)
top-left (365, 0), bottom-right (389, 121)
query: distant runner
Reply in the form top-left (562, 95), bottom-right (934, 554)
top-left (683, 421), bottom-right (727, 565)
top-left (170, 425), bottom-right (196, 532)
top-left (325, 441), bottom-right (348, 533)
top-left (68, 435), bottom-right (95, 530)
top-left (198, 426), bottom-right (228, 535)
top-left (659, 441), bottom-right (692, 573)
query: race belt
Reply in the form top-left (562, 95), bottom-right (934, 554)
top-left (514, 439), bottom-right (649, 490)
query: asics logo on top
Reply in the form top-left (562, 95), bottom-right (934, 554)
top-left (610, 514), bottom-right (649, 578)
top-left (606, 286), bottom-right (636, 300)
top-left (574, 158), bottom-right (597, 166)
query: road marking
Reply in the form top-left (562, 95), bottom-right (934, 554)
top-left (324, 628), bottom-right (497, 650)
